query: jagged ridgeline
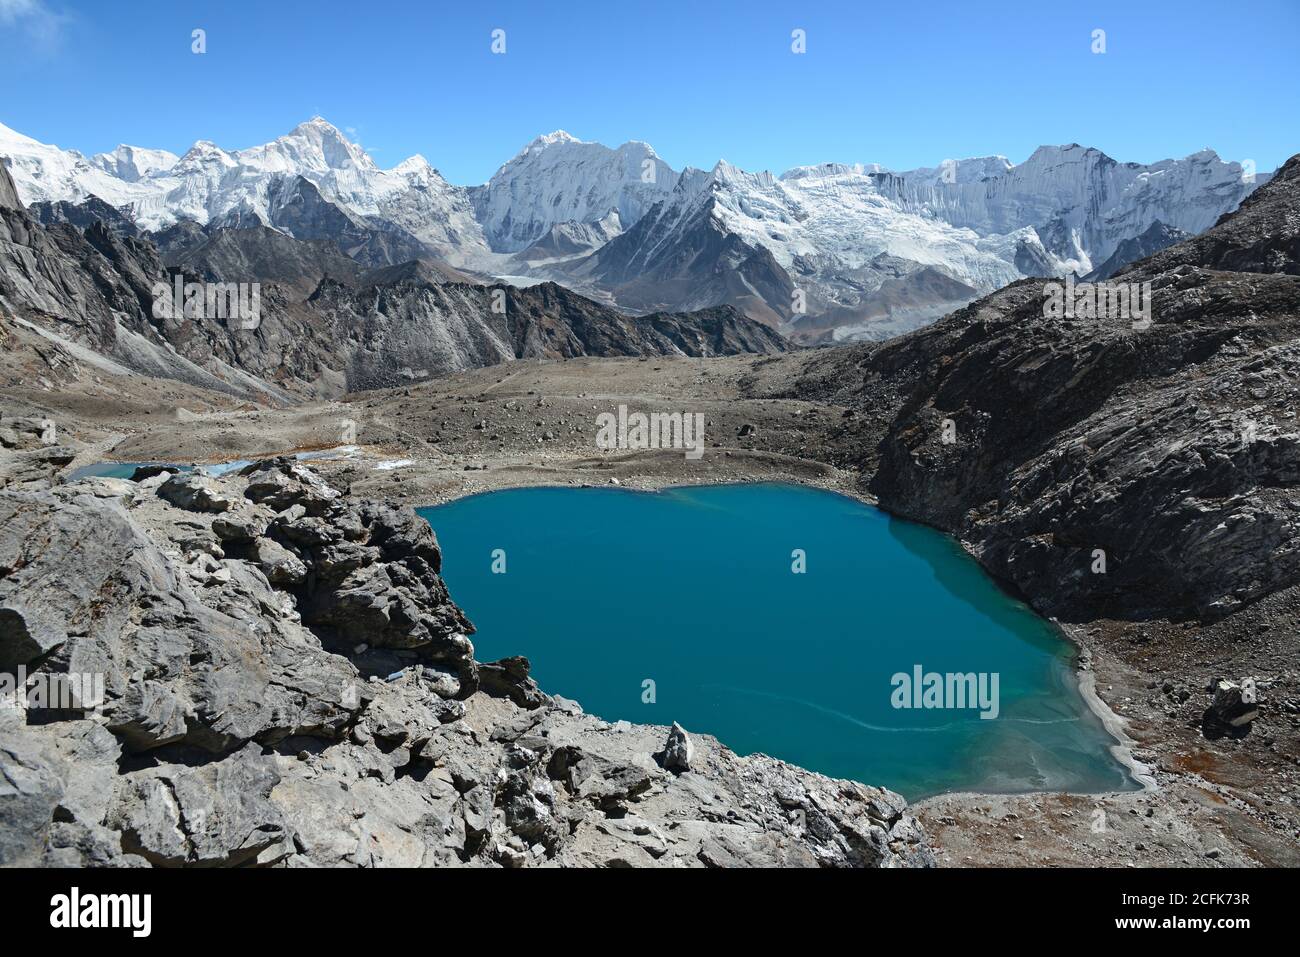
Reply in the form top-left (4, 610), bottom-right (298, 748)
top-left (0, 159), bottom-right (786, 403)
top-left (1, 118), bottom-right (1265, 350)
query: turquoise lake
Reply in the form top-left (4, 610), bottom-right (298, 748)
top-left (431, 483), bottom-right (1130, 798)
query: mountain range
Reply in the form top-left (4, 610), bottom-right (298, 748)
top-left (0, 118), bottom-right (1268, 344)
top-left (0, 159), bottom-right (785, 402)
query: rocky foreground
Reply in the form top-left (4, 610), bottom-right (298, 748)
top-left (0, 458), bottom-right (933, 868)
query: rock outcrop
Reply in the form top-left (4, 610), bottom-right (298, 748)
top-left (157, 472), bottom-right (233, 512)
top-left (1203, 679), bottom-right (1261, 739)
top-left (659, 722), bottom-right (694, 773)
top-left (0, 462), bottom-right (932, 868)
top-left (0, 413), bottom-right (55, 451)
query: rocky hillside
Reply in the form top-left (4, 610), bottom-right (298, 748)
top-left (167, 224), bottom-right (367, 301)
top-left (29, 195), bottom-right (142, 240)
top-left (562, 175), bottom-right (800, 328)
top-left (767, 154), bottom-right (1300, 623)
top-left (0, 459), bottom-right (932, 868)
top-left (0, 163), bottom-right (789, 402)
top-left (1084, 221), bottom-right (1191, 281)
top-left (1123, 154), bottom-right (1300, 277)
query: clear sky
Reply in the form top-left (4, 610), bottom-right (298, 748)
top-left (2, 0), bottom-right (1296, 184)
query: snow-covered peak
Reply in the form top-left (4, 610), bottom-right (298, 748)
top-left (1015, 143), bottom-right (1110, 173)
top-left (897, 155), bottom-right (1013, 187)
top-left (295, 116), bottom-right (341, 134)
top-left (91, 144), bottom-right (180, 183)
top-left (710, 159), bottom-right (776, 190)
top-left (0, 118), bottom-right (491, 262)
top-left (474, 131), bottom-right (677, 252)
top-left (0, 119), bottom-right (153, 207)
top-left (393, 154), bottom-right (432, 174)
top-left (672, 167), bottom-right (714, 193)
top-left (697, 155), bottom-right (1026, 292)
top-left (389, 153), bottom-right (454, 189)
top-left (238, 117), bottom-right (377, 176)
top-left (173, 140), bottom-right (236, 170)
top-left (877, 144), bottom-right (1260, 271)
top-left (0, 120), bottom-right (43, 151)
top-left (516, 130), bottom-right (584, 158)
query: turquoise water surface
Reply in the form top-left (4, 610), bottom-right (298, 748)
top-left (422, 483), bottom-right (1133, 798)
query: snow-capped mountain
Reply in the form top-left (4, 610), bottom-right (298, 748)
top-left (555, 145), bottom-right (1262, 338)
top-left (562, 162), bottom-right (798, 326)
top-left (0, 120), bottom-right (158, 207)
top-left (127, 119), bottom-right (490, 262)
top-left (2, 118), bottom-right (491, 264)
top-left (91, 144), bottom-right (180, 183)
top-left (557, 157), bottom-right (1050, 335)
top-left (716, 159), bottom-right (1034, 291)
top-left (874, 144), bottom-right (1260, 275)
top-left (0, 117), bottom-right (1267, 340)
top-left (470, 131), bottom-right (675, 252)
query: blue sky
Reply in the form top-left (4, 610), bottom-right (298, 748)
top-left (2, 0), bottom-right (1296, 183)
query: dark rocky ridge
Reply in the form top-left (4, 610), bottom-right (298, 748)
top-left (756, 153), bottom-right (1300, 624)
top-left (0, 461), bottom-right (933, 868)
top-left (29, 195), bottom-right (142, 240)
top-left (257, 173), bottom-right (432, 268)
top-left (1084, 221), bottom-right (1191, 281)
top-left (167, 224), bottom-right (367, 301)
top-left (566, 191), bottom-right (799, 328)
top-left (497, 281), bottom-right (789, 360)
top-left (302, 277), bottom-right (788, 392)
